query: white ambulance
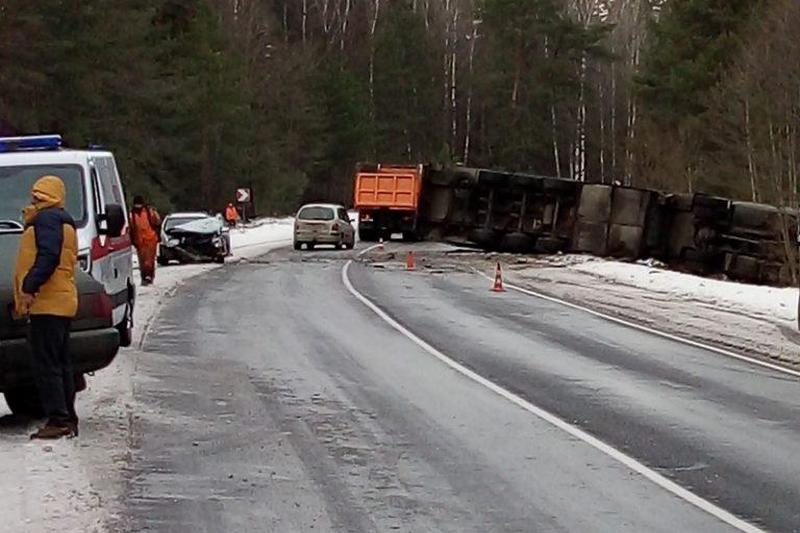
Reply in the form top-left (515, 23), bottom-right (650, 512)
top-left (0, 135), bottom-right (135, 346)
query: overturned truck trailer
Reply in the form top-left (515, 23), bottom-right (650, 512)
top-left (414, 165), bottom-right (798, 286)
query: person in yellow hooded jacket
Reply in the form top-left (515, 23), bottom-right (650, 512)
top-left (14, 175), bottom-right (79, 439)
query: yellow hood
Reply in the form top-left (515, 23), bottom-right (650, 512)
top-left (23, 175), bottom-right (66, 225)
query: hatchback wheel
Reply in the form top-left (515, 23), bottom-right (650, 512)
top-left (4, 386), bottom-right (44, 418)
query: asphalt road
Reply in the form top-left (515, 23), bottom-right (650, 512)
top-left (119, 244), bottom-right (800, 532)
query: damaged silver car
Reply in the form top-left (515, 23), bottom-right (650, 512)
top-left (158, 212), bottom-right (231, 265)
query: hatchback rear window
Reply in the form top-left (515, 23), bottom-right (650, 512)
top-left (0, 164), bottom-right (86, 225)
top-left (298, 206), bottom-right (334, 221)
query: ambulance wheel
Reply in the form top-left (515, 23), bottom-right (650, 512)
top-left (117, 293), bottom-right (134, 348)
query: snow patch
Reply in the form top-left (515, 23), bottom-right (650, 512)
top-left (508, 255), bottom-right (800, 366)
top-left (570, 259), bottom-right (797, 325)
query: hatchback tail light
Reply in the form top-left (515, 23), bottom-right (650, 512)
top-left (84, 291), bottom-right (114, 321)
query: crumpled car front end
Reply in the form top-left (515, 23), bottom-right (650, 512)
top-left (162, 217), bottom-right (229, 263)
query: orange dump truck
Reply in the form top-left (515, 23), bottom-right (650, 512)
top-left (353, 163), bottom-right (424, 241)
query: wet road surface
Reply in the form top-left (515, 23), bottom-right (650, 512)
top-left (120, 244), bottom-right (799, 532)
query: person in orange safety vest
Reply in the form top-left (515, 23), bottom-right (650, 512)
top-left (129, 195), bottom-right (161, 286)
top-left (224, 203), bottom-right (240, 228)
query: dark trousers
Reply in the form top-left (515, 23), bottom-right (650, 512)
top-left (28, 315), bottom-right (76, 426)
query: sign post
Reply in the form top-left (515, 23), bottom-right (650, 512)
top-left (236, 187), bottom-right (252, 224)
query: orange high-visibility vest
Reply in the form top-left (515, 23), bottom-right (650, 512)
top-left (132, 209), bottom-right (159, 246)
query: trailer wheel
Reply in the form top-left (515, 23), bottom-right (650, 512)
top-left (469, 228), bottom-right (500, 249)
top-left (534, 237), bottom-right (567, 254)
top-left (501, 232), bottom-right (535, 253)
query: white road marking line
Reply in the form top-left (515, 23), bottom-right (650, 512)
top-left (472, 268), bottom-right (800, 380)
top-left (357, 242), bottom-right (385, 258)
top-left (342, 260), bottom-right (764, 533)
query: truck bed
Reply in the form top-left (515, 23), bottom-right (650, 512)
top-left (354, 165), bottom-right (422, 210)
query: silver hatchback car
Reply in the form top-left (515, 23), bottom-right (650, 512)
top-left (294, 203), bottom-right (355, 250)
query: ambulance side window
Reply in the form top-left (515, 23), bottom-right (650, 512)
top-left (90, 166), bottom-right (104, 216)
top-left (98, 158), bottom-right (123, 205)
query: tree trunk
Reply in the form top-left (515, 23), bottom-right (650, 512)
top-left (744, 96), bottom-right (760, 202)
top-left (573, 52), bottom-right (588, 182)
top-left (301, 0), bottom-right (308, 45)
top-left (611, 54), bottom-right (617, 179)
top-left (463, 23), bottom-right (478, 165)
top-left (340, 0), bottom-right (351, 52)
top-left (369, 0), bottom-right (380, 114)
top-left (443, 0), bottom-right (451, 108)
top-left (551, 103), bottom-right (562, 178)
top-left (624, 41), bottom-right (640, 186)
top-left (545, 36), bottom-right (561, 178)
top-left (599, 73), bottom-right (606, 183)
top-left (283, 2), bottom-right (289, 43)
top-left (450, 6), bottom-right (459, 157)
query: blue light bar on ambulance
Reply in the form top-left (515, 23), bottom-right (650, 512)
top-left (0, 134), bottom-right (62, 153)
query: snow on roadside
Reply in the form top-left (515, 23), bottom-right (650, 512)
top-left (228, 217), bottom-right (294, 260)
top-left (504, 254), bottom-right (800, 366)
top-left (0, 218), bottom-right (293, 533)
top-left (571, 257), bottom-right (797, 325)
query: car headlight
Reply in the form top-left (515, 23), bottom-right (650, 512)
top-left (167, 238), bottom-right (180, 246)
top-left (212, 236), bottom-right (223, 246)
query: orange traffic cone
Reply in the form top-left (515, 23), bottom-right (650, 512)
top-left (406, 251), bottom-right (416, 271)
top-left (491, 262), bottom-right (506, 293)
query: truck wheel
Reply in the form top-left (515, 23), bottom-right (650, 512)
top-left (469, 228), bottom-right (500, 249)
top-left (534, 237), bottom-right (567, 254)
top-left (4, 387), bottom-right (44, 418)
top-left (359, 229), bottom-right (377, 242)
top-left (501, 232), bottom-right (534, 253)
